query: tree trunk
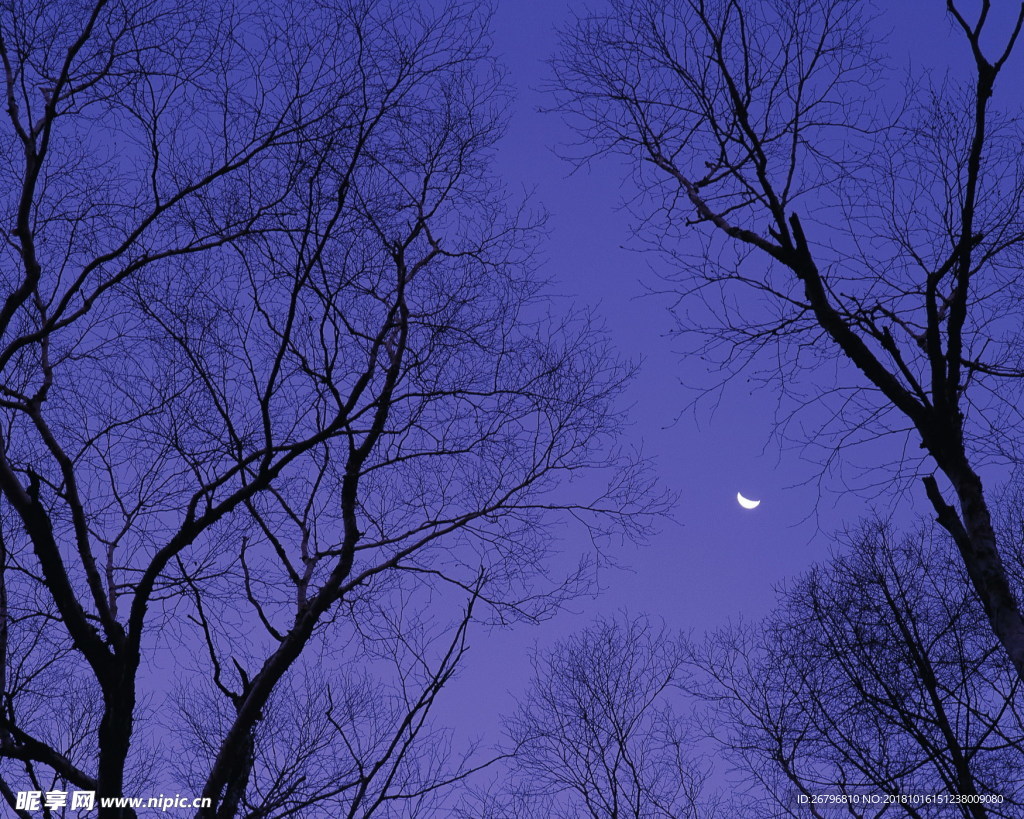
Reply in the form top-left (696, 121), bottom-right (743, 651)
top-left (97, 671), bottom-right (138, 819)
top-left (926, 463), bottom-right (1024, 684)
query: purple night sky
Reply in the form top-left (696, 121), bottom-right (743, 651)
top-left (434, 0), bottom-right (1024, 745)
top-left (7, 0), bottom-right (1024, 813)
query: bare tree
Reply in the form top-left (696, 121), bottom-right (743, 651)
top-left (686, 518), bottom-right (1024, 818)
top-left (551, 0), bottom-right (1024, 679)
top-left (0, 1), bottom-right (655, 816)
top-left (479, 614), bottom-right (711, 819)
top-left (173, 587), bottom-right (499, 818)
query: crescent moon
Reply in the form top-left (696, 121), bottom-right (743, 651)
top-left (737, 492), bottom-right (761, 510)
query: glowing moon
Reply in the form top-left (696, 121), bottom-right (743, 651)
top-left (737, 492), bottom-right (761, 510)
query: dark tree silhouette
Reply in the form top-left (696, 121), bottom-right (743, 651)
top-left (551, 0), bottom-right (1024, 680)
top-left (686, 519), bottom-right (1024, 818)
top-left (0, 1), bottom-right (655, 816)
top-left (171, 587), bottom-right (499, 818)
top-left (473, 615), bottom-right (710, 819)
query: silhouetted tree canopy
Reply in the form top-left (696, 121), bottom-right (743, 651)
top-left (0, 1), bottom-right (655, 816)
top-left (460, 614), bottom-right (711, 819)
top-left (552, 0), bottom-right (1024, 681)
top-left (687, 517), bottom-right (1024, 817)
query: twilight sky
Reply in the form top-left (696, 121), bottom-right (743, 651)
top-left (10, 2), bottom-right (1024, 813)
top-left (435, 0), bottom-right (1024, 743)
